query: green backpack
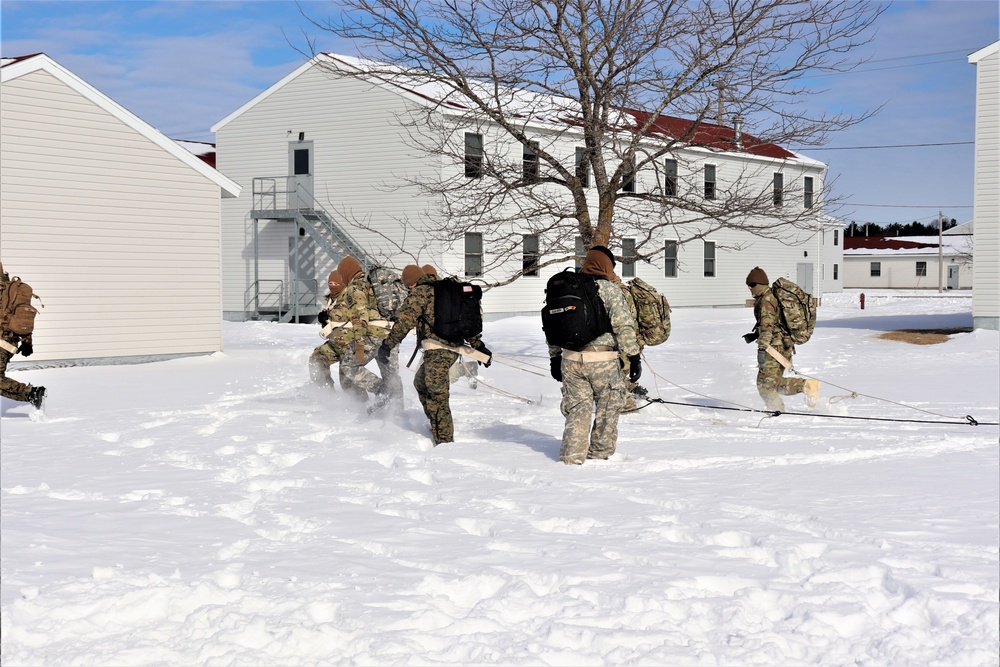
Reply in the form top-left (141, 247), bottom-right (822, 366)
top-left (627, 277), bottom-right (671, 347)
top-left (772, 277), bottom-right (817, 344)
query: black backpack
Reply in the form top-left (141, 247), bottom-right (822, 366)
top-left (433, 279), bottom-right (483, 344)
top-left (541, 269), bottom-right (611, 351)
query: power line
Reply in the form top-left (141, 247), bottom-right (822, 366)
top-left (845, 203), bottom-right (973, 209)
top-left (863, 47), bottom-right (982, 64)
top-left (805, 141), bottom-right (973, 151)
top-left (810, 56), bottom-right (969, 77)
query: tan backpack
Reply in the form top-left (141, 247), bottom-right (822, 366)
top-left (627, 277), bottom-right (671, 346)
top-left (0, 277), bottom-right (41, 336)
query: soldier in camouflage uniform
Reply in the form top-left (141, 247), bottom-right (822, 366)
top-left (308, 270), bottom-right (348, 389)
top-left (610, 273), bottom-right (645, 410)
top-left (378, 265), bottom-right (492, 445)
top-left (0, 262), bottom-right (46, 409)
top-left (335, 257), bottom-right (403, 407)
top-left (549, 247), bottom-right (640, 464)
top-left (744, 266), bottom-right (817, 411)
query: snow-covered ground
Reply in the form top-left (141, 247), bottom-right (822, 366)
top-left (2, 290), bottom-right (997, 666)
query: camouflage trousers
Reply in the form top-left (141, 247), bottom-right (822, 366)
top-left (308, 341), bottom-right (343, 388)
top-left (559, 357), bottom-right (627, 464)
top-left (0, 346), bottom-right (33, 403)
top-left (756, 345), bottom-right (806, 411)
top-left (338, 337), bottom-right (403, 403)
top-left (415, 348), bottom-right (459, 445)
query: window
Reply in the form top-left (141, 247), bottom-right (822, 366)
top-left (664, 159), bottom-right (678, 196)
top-left (293, 149), bottom-right (310, 175)
top-left (773, 172), bottom-right (783, 207)
top-left (621, 238), bottom-right (636, 278)
top-left (575, 147), bottom-right (591, 188)
top-left (804, 176), bottom-right (814, 209)
top-left (465, 232), bottom-right (483, 277)
top-left (833, 263), bottom-right (839, 280)
top-left (575, 236), bottom-right (585, 268)
top-left (664, 240), bottom-right (678, 278)
top-left (464, 133), bottom-right (483, 178)
top-left (916, 261), bottom-right (927, 277)
top-left (834, 229), bottom-right (839, 246)
top-left (522, 141), bottom-right (539, 183)
top-left (523, 235), bottom-right (540, 276)
top-left (704, 164), bottom-right (716, 199)
top-left (704, 241), bottom-right (716, 277)
top-left (870, 262), bottom-right (881, 277)
top-left (622, 158), bottom-right (635, 193)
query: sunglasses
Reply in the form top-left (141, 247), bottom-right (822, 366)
top-left (747, 282), bottom-right (759, 288)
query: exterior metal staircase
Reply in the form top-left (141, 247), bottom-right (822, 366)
top-left (247, 176), bottom-right (372, 322)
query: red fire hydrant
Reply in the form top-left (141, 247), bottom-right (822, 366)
top-left (860, 293), bottom-right (866, 310)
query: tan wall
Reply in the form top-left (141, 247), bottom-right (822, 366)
top-left (0, 69), bottom-right (224, 361)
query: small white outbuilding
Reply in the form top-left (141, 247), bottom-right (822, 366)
top-left (0, 53), bottom-right (240, 364)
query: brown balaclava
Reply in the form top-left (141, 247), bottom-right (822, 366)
top-left (421, 264), bottom-right (439, 277)
top-left (746, 266), bottom-right (769, 296)
top-left (327, 270), bottom-right (345, 297)
top-left (581, 245), bottom-right (616, 281)
top-left (746, 266), bottom-right (768, 286)
top-left (337, 256), bottom-right (363, 283)
top-left (401, 264), bottom-right (425, 288)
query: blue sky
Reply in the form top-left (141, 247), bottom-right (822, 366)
top-left (2, 0), bottom-right (997, 228)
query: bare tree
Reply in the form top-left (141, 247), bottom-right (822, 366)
top-left (304, 0), bottom-right (884, 276)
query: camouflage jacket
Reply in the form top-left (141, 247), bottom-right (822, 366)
top-left (613, 276), bottom-right (638, 323)
top-left (337, 274), bottom-right (390, 345)
top-left (753, 287), bottom-right (794, 352)
top-left (548, 277), bottom-right (639, 358)
top-left (321, 291), bottom-right (350, 349)
top-left (384, 275), bottom-right (482, 350)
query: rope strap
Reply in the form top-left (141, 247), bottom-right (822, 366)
top-left (421, 338), bottom-right (490, 364)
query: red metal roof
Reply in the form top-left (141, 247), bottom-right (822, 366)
top-left (626, 109), bottom-right (797, 159)
top-left (843, 237), bottom-right (940, 250)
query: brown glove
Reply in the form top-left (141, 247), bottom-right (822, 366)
top-left (354, 341), bottom-right (366, 363)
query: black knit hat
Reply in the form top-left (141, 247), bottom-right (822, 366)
top-left (590, 245), bottom-right (616, 268)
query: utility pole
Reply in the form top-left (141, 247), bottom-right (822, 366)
top-left (938, 210), bottom-right (944, 292)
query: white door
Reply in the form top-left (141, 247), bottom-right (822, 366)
top-left (288, 141), bottom-right (314, 209)
top-left (947, 264), bottom-right (960, 289)
top-left (796, 263), bottom-right (814, 294)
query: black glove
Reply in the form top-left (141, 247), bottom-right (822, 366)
top-left (757, 348), bottom-right (767, 366)
top-left (550, 354), bottom-right (563, 382)
top-left (743, 331), bottom-right (759, 344)
top-left (376, 344), bottom-right (394, 366)
top-left (317, 311), bottom-right (330, 327)
top-left (19, 340), bottom-right (33, 357)
top-left (627, 354), bottom-right (642, 383)
top-left (473, 341), bottom-right (492, 368)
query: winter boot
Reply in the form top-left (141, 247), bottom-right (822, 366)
top-left (29, 386), bottom-right (46, 410)
top-left (803, 379), bottom-right (820, 407)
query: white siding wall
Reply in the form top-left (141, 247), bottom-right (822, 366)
top-left (971, 45), bottom-right (999, 328)
top-left (842, 254), bottom-right (973, 289)
top-left (0, 69), bottom-right (224, 362)
top-left (461, 128), bottom-right (832, 312)
top-left (218, 60), bottom-right (831, 316)
top-left (217, 67), bottom-right (440, 317)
